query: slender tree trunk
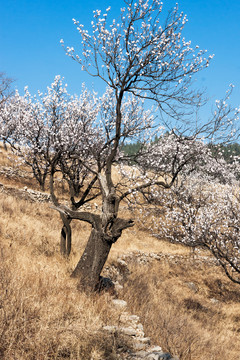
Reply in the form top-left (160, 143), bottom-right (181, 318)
top-left (3, 141), bottom-right (7, 151)
top-left (60, 216), bottom-right (72, 257)
top-left (40, 183), bottom-right (45, 192)
top-left (49, 169), bottom-right (73, 257)
top-left (71, 227), bottom-right (112, 290)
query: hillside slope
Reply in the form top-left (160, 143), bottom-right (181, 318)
top-left (0, 145), bottom-right (240, 359)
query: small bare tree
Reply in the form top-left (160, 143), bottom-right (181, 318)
top-left (0, 72), bottom-right (14, 106)
top-left (0, 72), bottom-right (15, 148)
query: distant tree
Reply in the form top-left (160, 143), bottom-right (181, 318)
top-left (1, 76), bottom-right (99, 191)
top-left (121, 141), bottom-right (142, 159)
top-left (0, 72), bottom-right (14, 106)
top-left (0, 77), bottom-right (101, 256)
top-left (210, 143), bottom-right (240, 165)
top-left (0, 72), bottom-right (15, 148)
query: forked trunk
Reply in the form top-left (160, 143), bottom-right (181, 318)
top-left (51, 170), bottom-right (134, 291)
top-left (69, 212), bottom-right (134, 291)
top-left (71, 227), bottom-right (112, 290)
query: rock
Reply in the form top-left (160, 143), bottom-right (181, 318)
top-left (116, 258), bottom-right (130, 279)
top-left (148, 346), bottom-right (163, 352)
top-left (145, 353), bottom-right (160, 360)
top-left (114, 281), bottom-right (123, 292)
top-left (146, 352), bottom-right (172, 360)
top-left (149, 253), bottom-right (161, 260)
top-left (102, 253), bottom-right (180, 360)
top-left (120, 326), bottom-right (137, 336)
top-left (136, 337), bottom-right (151, 344)
top-left (134, 350), bottom-right (149, 358)
top-left (97, 276), bottom-right (116, 294)
top-left (112, 299), bottom-right (127, 308)
top-left (133, 342), bottom-right (148, 351)
top-left (119, 312), bottom-right (131, 323)
top-left (117, 258), bottom-right (128, 267)
top-left (157, 353), bottom-right (173, 360)
top-left (128, 315), bottom-right (140, 322)
top-left (137, 323), bottom-right (144, 331)
top-left (135, 327), bottom-right (145, 338)
top-left (210, 297), bottom-right (219, 304)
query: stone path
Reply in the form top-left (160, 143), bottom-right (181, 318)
top-left (102, 256), bottom-right (180, 360)
top-left (102, 249), bottom-right (219, 359)
top-left (103, 297), bottom-right (178, 360)
top-left (0, 182), bottom-right (51, 202)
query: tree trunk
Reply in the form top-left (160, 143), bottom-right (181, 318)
top-left (60, 225), bottom-right (71, 256)
top-left (51, 202), bottom-right (134, 291)
top-left (71, 227), bottom-right (112, 291)
top-left (60, 218), bottom-right (72, 257)
top-left (60, 214), bottom-right (72, 257)
top-left (38, 181), bottom-right (45, 192)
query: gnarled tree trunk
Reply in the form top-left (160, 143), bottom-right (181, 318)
top-left (52, 203), bottom-right (134, 291)
top-left (71, 227), bottom-right (112, 290)
top-left (71, 215), bottom-right (134, 291)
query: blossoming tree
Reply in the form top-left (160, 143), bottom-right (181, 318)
top-left (0, 76), bottom-right (103, 256)
top-left (53, 0), bottom-right (238, 290)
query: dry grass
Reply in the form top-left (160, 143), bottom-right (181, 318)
top-left (0, 194), bottom-right (129, 359)
top-left (1, 147), bottom-right (240, 359)
top-left (0, 145), bottom-right (14, 167)
top-left (121, 260), bottom-right (240, 359)
top-left (0, 248), bottom-right (126, 359)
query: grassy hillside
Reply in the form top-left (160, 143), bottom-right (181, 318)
top-left (0, 144), bottom-right (240, 359)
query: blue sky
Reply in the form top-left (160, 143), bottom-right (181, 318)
top-left (1, 0), bottom-right (240, 116)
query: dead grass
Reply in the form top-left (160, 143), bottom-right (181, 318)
top-left (0, 243), bottom-right (125, 359)
top-left (121, 260), bottom-right (240, 359)
top-left (0, 193), bottom-right (126, 359)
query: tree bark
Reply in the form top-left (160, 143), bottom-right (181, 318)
top-left (71, 227), bottom-right (112, 290)
top-left (60, 215), bottom-right (72, 257)
top-left (70, 215), bottom-right (134, 291)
